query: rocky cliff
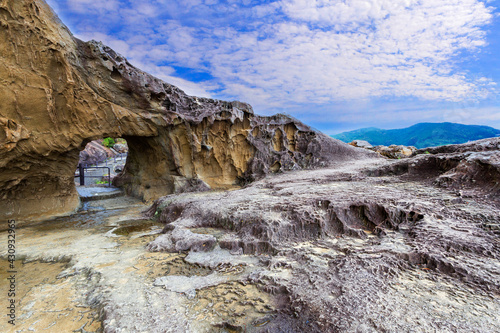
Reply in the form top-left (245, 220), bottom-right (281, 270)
top-left (2, 2), bottom-right (499, 331)
top-left (0, 0), bottom-right (372, 222)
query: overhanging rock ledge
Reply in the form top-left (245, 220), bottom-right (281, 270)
top-left (0, 0), bottom-right (374, 222)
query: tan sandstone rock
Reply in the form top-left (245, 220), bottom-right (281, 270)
top-left (0, 0), bottom-right (375, 223)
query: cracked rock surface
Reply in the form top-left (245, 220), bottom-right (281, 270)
top-left (1, 0), bottom-right (499, 332)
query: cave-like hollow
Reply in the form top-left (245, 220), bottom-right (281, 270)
top-left (0, 0), bottom-right (367, 225)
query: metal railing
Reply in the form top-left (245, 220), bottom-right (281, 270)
top-left (75, 165), bottom-right (111, 187)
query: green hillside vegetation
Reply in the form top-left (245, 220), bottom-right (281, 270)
top-left (332, 122), bottom-right (500, 149)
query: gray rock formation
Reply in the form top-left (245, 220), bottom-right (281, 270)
top-left (417, 137), bottom-right (500, 154)
top-left (350, 140), bottom-right (417, 159)
top-left (1, 139), bottom-right (498, 332)
top-left (1, 2), bottom-right (498, 331)
top-left (145, 139), bottom-right (500, 331)
top-left (368, 138), bottom-right (500, 199)
top-left (79, 140), bottom-right (116, 166)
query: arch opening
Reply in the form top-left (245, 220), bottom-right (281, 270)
top-left (75, 137), bottom-right (129, 188)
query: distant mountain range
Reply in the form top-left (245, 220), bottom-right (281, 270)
top-left (331, 122), bottom-right (500, 149)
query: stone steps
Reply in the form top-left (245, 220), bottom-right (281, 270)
top-left (77, 187), bottom-right (124, 202)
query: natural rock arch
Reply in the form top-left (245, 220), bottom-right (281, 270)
top-left (0, 0), bottom-right (372, 222)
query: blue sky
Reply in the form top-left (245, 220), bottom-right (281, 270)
top-left (46, 0), bottom-right (500, 134)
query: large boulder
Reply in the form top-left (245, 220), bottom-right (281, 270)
top-left (375, 144), bottom-right (417, 159)
top-left (349, 140), bottom-right (373, 149)
top-left (79, 140), bottom-right (116, 166)
top-left (112, 142), bottom-right (128, 153)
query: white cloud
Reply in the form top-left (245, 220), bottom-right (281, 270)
top-left (56, 0), bottom-right (496, 114)
top-left (281, 0), bottom-right (402, 25)
top-left (443, 104), bottom-right (500, 123)
top-left (157, 75), bottom-right (215, 98)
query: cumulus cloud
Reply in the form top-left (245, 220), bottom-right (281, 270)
top-left (53, 0), bottom-right (496, 118)
top-left (208, 0), bottom-right (494, 106)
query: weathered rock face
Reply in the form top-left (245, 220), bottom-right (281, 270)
top-left (79, 140), bottom-right (115, 166)
top-left (367, 138), bottom-right (500, 200)
top-left (144, 140), bottom-right (500, 332)
top-left (112, 142), bottom-right (128, 153)
top-left (2, 139), bottom-right (499, 332)
top-left (416, 137), bottom-right (500, 154)
top-left (0, 0), bottom-right (373, 222)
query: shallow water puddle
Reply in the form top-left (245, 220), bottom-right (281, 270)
top-left (111, 219), bottom-right (159, 236)
top-left (0, 195), bottom-right (282, 332)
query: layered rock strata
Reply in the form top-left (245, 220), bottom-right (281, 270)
top-left (367, 138), bottom-right (500, 199)
top-left (1, 140), bottom-right (498, 332)
top-left (0, 0), bottom-right (373, 222)
top-left (145, 141), bottom-right (500, 331)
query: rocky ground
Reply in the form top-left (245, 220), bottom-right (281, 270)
top-left (1, 2), bottom-right (499, 331)
top-left (1, 141), bottom-right (499, 332)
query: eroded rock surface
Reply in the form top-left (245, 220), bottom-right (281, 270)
top-left (417, 137), bottom-right (500, 154)
top-left (145, 142), bottom-right (500, 332)
top-left (1, 140), bottom-right (499, 332)
top-left (0, 0), bottom-right (373, 222)
top-left (368, 138), bottom-right (500, 200)
top-left (1, 2), bottom-right (499, 331)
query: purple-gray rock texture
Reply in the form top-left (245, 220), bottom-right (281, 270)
top-left (147, 141), bottom-right (500, 332)
top-left (0, 1), bottom-right (499, 332)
